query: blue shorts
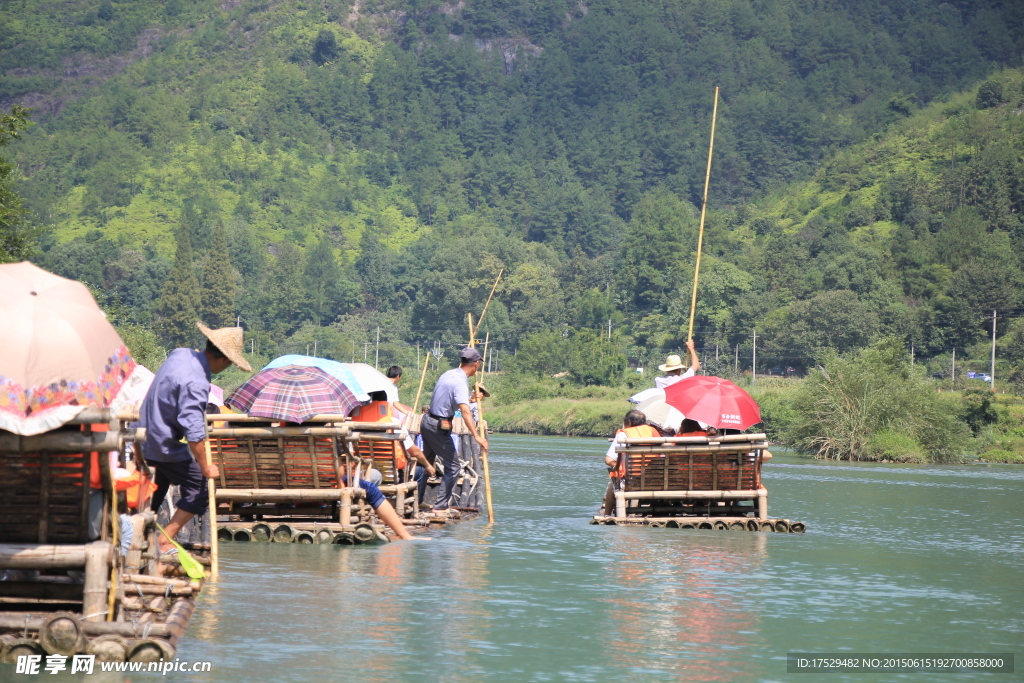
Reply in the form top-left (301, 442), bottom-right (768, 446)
top-left (146, 458), bottom-right (208, 515)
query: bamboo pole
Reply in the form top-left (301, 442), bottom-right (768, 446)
top-left (686, 86), bottom-right (721, 346)
top-left (467, 312), bottom-right (475, 347)
top-left (471, 269), bottom-right (504, 342)
top-left (476, 332), bottom-right (495, 522)
top-left (405, 352), bottom-right (431, 430)
top-left (204, 436), bottom-right (219, 581)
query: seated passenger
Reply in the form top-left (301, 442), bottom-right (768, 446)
top-left (602, 410), bottom-right (659, 515)
top-left (655, 340), bottom-right (700, 389)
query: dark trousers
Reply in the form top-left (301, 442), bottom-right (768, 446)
top-left (147, 458), bottom-right (208, 516)
top-left (420, 415), bottom-right (459, 509)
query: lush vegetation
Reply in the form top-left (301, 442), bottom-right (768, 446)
top-left (3, 1), bottom-right (1024, 452)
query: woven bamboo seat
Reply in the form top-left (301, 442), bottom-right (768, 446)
top-left (0, 425), bottom-right (106, 544)
top-left (351, 439), bottom-right (402, 485)
top-left (612, 434), bottom-right (768, 519)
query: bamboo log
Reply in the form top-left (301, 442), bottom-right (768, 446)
top-left (121, 574), bottom-right (192, 588)
top-left (232, 529), bottom-right (252, 542)
top-left (39, 612), bottom-right (88, 656)
top-left (214, 488), bottom-right (363, 502)
top-left (205, 415), bottom-right (401, 428)
top-left (272, 524), bottom-right (294, 543)
top-left (294, 530), bottom-right (315, 544)
top-left (332, 532), bottom-right (356, 545)
top-left (0, 615), bottom-right (180, 638)
top-left (616, 445), bottom-right (764, 455)
top-left (121, 582), bottom-right (193, 597)
top-left (251, 522), bottom-right (272, 542)
top-left (617, 489), bottom-right (767, 501)
top-left (315, 529), bottom-right (334, 544)
top-left (87, 634), bottom-right (129, 662)
top-left (125, 515), bottom-right (149, 574)
top-left (83, 542), bottom-right (111, 622)
top-left (621, 433), bottom-right (767, 445)
top-left (127, 638), bottom-right (174, 663)
top-left (0, 429), bottom-right (144, 454)
top-left (0, 638), bottom-right (43, 663)
top-left (67, 408), bottom-right (140, 424)
top-left (0, 544), bottom-right (93, 569)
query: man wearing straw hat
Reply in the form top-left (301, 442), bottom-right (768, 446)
top-left (139, 322), bottom-right (252, 555)
top-left (654, 340), bottom-right (700, 389)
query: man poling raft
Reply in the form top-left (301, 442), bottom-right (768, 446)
top-left (420, 347), bottom-right (488, 519)
top-left (138, 322), bottom-right (251, 557)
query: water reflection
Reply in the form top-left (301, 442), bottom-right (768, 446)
top-left (604, 533), bottom-right (767, 681)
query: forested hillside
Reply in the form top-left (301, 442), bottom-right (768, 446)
top-left (2, 0), bottom-right (1023, 380)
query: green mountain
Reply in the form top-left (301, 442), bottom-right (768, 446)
top-left (2, 0), bottom-right (1023, 374)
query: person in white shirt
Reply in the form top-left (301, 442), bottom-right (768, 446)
top-left (654, 339), bottom-right (700, 389)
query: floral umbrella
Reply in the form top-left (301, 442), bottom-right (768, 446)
top-left (0, 262), bottom-right (135, 435)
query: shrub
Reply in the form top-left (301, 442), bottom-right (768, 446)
top-left (784, 338), bottom-right (971, 462)
top-left (866, 429), bottom-right (925, 463)
top-left (978, 449), bottom-right (1023, 464)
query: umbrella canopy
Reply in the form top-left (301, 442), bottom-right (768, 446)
top-left (340, 363), bottom-right (398, 403)
top-left (226, 365), bottom-right (362, 423)
top-left (663, 375), bottom-right (761, 430)
top-left (0, 262), bottom-right (136, 435)
top-left (634, 394), bottom-right (686, 431)
top-left (263, 355), bottom-right (371, 403)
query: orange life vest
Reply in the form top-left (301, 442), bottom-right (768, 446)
top-left (610, 424), bottom-right (659, 478)
top-left (349, 400), bottom-right (407, 470)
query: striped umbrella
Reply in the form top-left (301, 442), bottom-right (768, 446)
top-left (226, 365), bottom-right (363, 423)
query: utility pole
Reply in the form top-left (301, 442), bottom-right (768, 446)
top-left (751, 329), bottom-right (758, 384)
top-left (991, 309), bottom-right (997, 391)
top-left (363, 341), bottom-right (369, 361)
top-left (911, 341), bottom-right (914, 368)
top-left (734, 344), bottom-right (739, 377)
top-left (607, 319), bottom-right (612, 342)
top-left (715, 343), bottom-right (719, 361)
top-left (375, 326), bottom-right (380, 369)
top-left (417, 342), bottom-right (420, 369)
top-left (313, 340), bottom-right (318, 356)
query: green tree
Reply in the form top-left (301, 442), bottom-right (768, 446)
top-left (355, 228), bottom-right (395, 308)
top-left (304, 233), bottom-right (352, 326)
top-left (0, 105), bottom-right (36, 262)
top-left (153, 228), bottom-right (201, 348)
top-left (201, 221), bottom-right (238, 328)
top-left (617, 188), bottom-right (696, 313)
top-left (262, 242), bottom-right (305, 335)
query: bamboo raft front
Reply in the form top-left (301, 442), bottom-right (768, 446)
top-left (0, 409), bottom-right (206, 664)
top-left (593, 433), bottom-right (807, 532)
top-left (206, 413), bottom-right (481, 541)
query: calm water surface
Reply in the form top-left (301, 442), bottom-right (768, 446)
top-left (49, 435), bottom-right (1024, 681)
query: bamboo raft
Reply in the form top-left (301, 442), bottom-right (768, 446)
top-left (591, 433), bottom-right (806, 532)
top-left (0, 409), bottom-right (206, 664)
top-left (207, 412), bottom-right (482, 542)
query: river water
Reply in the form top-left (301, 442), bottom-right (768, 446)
top-left (153, 436), bottom-right (1024, 680)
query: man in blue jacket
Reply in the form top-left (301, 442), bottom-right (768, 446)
top-left (139, 323), bottom-right (251, 554)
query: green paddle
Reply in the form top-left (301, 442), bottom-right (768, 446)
top-left (155, 523), bottom-right (206, 580)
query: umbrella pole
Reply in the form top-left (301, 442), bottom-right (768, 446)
top-left (686, 87), bottom-right (720, 352)
top-left (476, 332), bottom-right (495, 523)
top-left (205, 438), bottom-right (219, 581)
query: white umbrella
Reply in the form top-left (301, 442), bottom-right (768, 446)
top-left (342, 363), bottom-right (398, 403)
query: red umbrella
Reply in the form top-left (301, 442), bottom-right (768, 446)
top-left (663, 375), bottom-right (761, 430)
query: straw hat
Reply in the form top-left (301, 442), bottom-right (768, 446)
top-left (196, 322), bottom-right (252, 372)
top-left (658, 354), bottom-right (686, 372)
top-left (475, 383), bottom-right (491, 398)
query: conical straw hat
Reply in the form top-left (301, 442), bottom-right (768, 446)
top-left (196, 322), bottom-right (252, 372)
